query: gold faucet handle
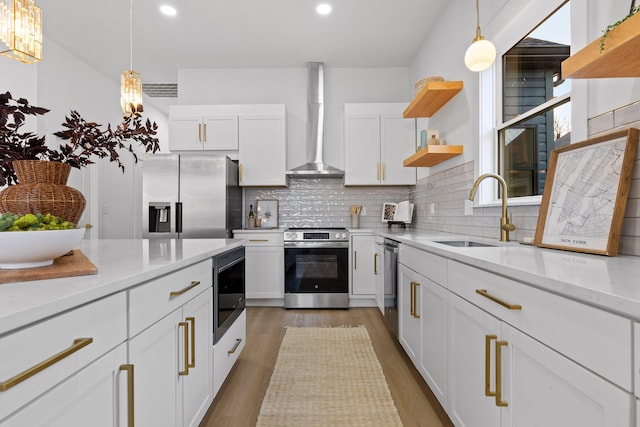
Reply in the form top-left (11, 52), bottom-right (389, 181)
top-left (502, 222), bottom-right (516, 232)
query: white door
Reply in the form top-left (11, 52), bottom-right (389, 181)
top-left (380, 114), bottom-right (416, 185)
top-left (344, 114), bottom-right (381, 185)
top-left (239, 115), bottom-right (287, 186)
top-left (169, 115), bottom-right (203, 151)
top-left (129, 309), bottom-right (183, 427)
top-left (1, 344), bottom-right (128, 427)
top-left (182, 289), bottom-right (214, 427)
top-left (375, 238), bottom-right (385, 314)
top-left (351, 235), bottom-right (376, 295)
top-left (501, 323), bottom-right (632, 427)
top-left (448, 293), bottom-right (501, 427)
top-left (245, 247), bottom-right (285, 299)
top-left (202, 116), bottom-right (238, 150)
top-left (419, 277), bottom-right (448, 408)
top-left (398, 264), bottom-right (421, 364)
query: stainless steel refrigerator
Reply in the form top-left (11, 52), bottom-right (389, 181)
top-left (142, 154), bottom-right (241, 239)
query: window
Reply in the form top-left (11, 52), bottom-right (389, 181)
top-left (497, 1), bottom-right (571, 199)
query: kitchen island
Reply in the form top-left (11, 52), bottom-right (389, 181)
top-left (0, 238), bottom-right (243, 426)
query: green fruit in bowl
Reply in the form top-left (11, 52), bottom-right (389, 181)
top-left (0, 212), bottom-right (76, 231)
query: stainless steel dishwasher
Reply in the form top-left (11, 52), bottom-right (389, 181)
top-left (383, 238), bottom-right (400, 338)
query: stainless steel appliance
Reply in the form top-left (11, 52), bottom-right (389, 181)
top-left (383, 238), bottom-right (400, 338)
top-left (213, 246), bottom-right (245, 343)
top-left (142, 154), bottom-right (241, 239)
top-left (284, 228), bottom-right (349, 308)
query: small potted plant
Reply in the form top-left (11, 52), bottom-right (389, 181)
top-left (0, 91), bottom-right (161, 222)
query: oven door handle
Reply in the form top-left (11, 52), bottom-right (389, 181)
top-left (284, 242), bottom-right (349, 249)
top-left (218, 256), bottom-right (245, 273)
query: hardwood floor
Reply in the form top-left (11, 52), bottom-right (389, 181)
top-left (200, 307), bottom-right (453, 427)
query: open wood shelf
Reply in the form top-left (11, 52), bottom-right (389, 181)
top-left (403, 145), bottom-right (463, 167)
top-left (403, 81), bottom-right (464, 118)
top-left (562, 12), bottom-right (640, 78)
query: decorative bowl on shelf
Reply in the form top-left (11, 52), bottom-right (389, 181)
top-left (0, 228), bottom-right (86, 269)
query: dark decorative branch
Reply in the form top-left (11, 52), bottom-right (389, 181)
top-left (0, 92), bottom-right (160, 186)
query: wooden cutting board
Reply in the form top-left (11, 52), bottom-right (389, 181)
top-left (0, 250), bottom-right (98, 284)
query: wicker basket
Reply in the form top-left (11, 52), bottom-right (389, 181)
top-left (0, 161), bottom-right (86, 224)
top-left (415, 76), bottom-right (445, 94)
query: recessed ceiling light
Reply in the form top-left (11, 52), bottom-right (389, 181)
top-left (316, 3), bottom-right (332, 15)
top-left (160, 5), bottom-right (177, 16)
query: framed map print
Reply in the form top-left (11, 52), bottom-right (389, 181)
top-left (534, 128), bottom-right (638, 256)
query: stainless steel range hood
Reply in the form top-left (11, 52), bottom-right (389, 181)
top-left (287, 62), bottom-right (344, 178)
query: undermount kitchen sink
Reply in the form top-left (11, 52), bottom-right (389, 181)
top-left (434, 240), bottom-right (497, 248)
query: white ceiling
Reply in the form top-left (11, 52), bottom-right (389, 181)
top-left (39, 0), bottom-right (449, 84)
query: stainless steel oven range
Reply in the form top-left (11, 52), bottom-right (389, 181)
top-left (284, 228), bottom-right (349, 308)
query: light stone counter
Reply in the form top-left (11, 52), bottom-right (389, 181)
top-left (373, 228), bottom-right (640, 320)
top-left (0, 238), bottom-right (244, 336)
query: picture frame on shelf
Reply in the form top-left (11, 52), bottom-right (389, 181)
top-left (256, 199), bottom-right (278, 229)
top-left (381, 202), bottom-right (397, 222)
top-left (534, 128), bottom-right (638, 256)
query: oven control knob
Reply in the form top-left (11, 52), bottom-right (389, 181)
top-left (335, 233), bottom-right (340, 239)
top-left (341, 233), bottom-right (347, 239)
top-left (285, 232), bottom-right (291, 239)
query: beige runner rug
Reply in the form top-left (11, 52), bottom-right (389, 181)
top-left (256, 326), bottom-right (403, 427)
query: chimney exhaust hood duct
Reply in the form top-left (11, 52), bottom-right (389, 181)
top-left (287, 62), bottom-right (344, 178)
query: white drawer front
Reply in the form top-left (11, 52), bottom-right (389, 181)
top-left (399, 244), bottom-right (447, 286)
top-left (235, 232), bottom-right (283, 246)
top-left (129, 259), bottom-right (212, 337)
top-left (448, 260), bottom-right (632, 391)
top-left (213, 309), bottom-right (246, 396)
top-left (0, 293), bottom-right (126, 421)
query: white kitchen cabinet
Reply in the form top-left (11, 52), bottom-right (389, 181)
top-left (213, 309), bottom-right (247, 396)
top-left (374, 236), bottom-right (385, 314)
top-left (127, 258), bottom-right (213, 427)
top-left (169, 108), bottom-right (238, 151)
top-left (238, 107), bottom-right (287, 186)
top-left (398, 263), bottom-right (421, 363)
top-left (235, 231), bottom-right (284, 302)
top-left (344, 103), bottom-right (416, 186)
top-left (448, 292), bottom-right (631, 427)
top-left (398, 245), bottom-right (448, 408)
top-left (351, 234), bottom-right (376, 296)
top-left (1, 343), bottom-right (128, 427)
top-left (448, 293), bottom-right (501, 427)
top-left (0, 293), bottom-right (127, 424)
top-left (128, 288), bottom-right (212, 427)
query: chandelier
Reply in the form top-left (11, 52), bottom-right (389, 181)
top-left (120, 0), bottom-right (142, 117)
top-left (0, 0), bottom-right (42, 64)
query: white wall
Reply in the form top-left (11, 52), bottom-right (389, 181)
top-left (1, 38), bottom-right (169, 239)
top-left (178, 67), bottom-right (413, 171)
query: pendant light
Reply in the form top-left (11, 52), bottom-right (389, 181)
top-left (121, 0), bottom-right (142, 117)
top-left (464, 0), bottom-right (496, 72)
top-left (0, 0), bottom-right (42, 63)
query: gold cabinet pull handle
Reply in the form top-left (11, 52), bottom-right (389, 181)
top-left (374, 253), bottom-right (379, 275)
top-left (186, 317), bottom-right (196, 369)
top-left (203, 123), bottom-right (207, 142)
top-left (239, 163), bottom-right (243, 182)
top-left (228, 338), bottom-right (242, 355)
top-left (249, 239), bottom-right (269, 243)
top-left (476, 289), bottom-right (522, 310)
top-left (178, 321), bottom-right (189, 376)
top-left (376, 162), bottom-right (380, 181)
top-left (119, 364), bottom-right (135, 427)
top-left (484, 334), bottom-right (497, 397)
top-left (495, 340), bottom-right (508, 407)
top-left (354, 251), bottom-right (357, 270)
top-left (198, 123), bottom-right (202, 142)
top-left (0, 338), bottom-right (93, 392)
top-left (413, 282), bottom-right (420, 319)
top-left (409, 281), bottom-right (415, 317)
top-left (381, 162), bottom-right (385, 181)
top-left (170, 281), bottom-right (200, 297)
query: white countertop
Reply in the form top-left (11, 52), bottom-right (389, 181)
top-left (0, 238), bottom-right (244, 336)
top-left (368, 228), bottom-right (640, 321)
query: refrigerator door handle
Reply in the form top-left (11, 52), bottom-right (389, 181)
top-left (176, 202), bottom-right (183, 233)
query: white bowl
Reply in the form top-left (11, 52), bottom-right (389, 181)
top-left (0, 228), bottom-right (86, 269)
